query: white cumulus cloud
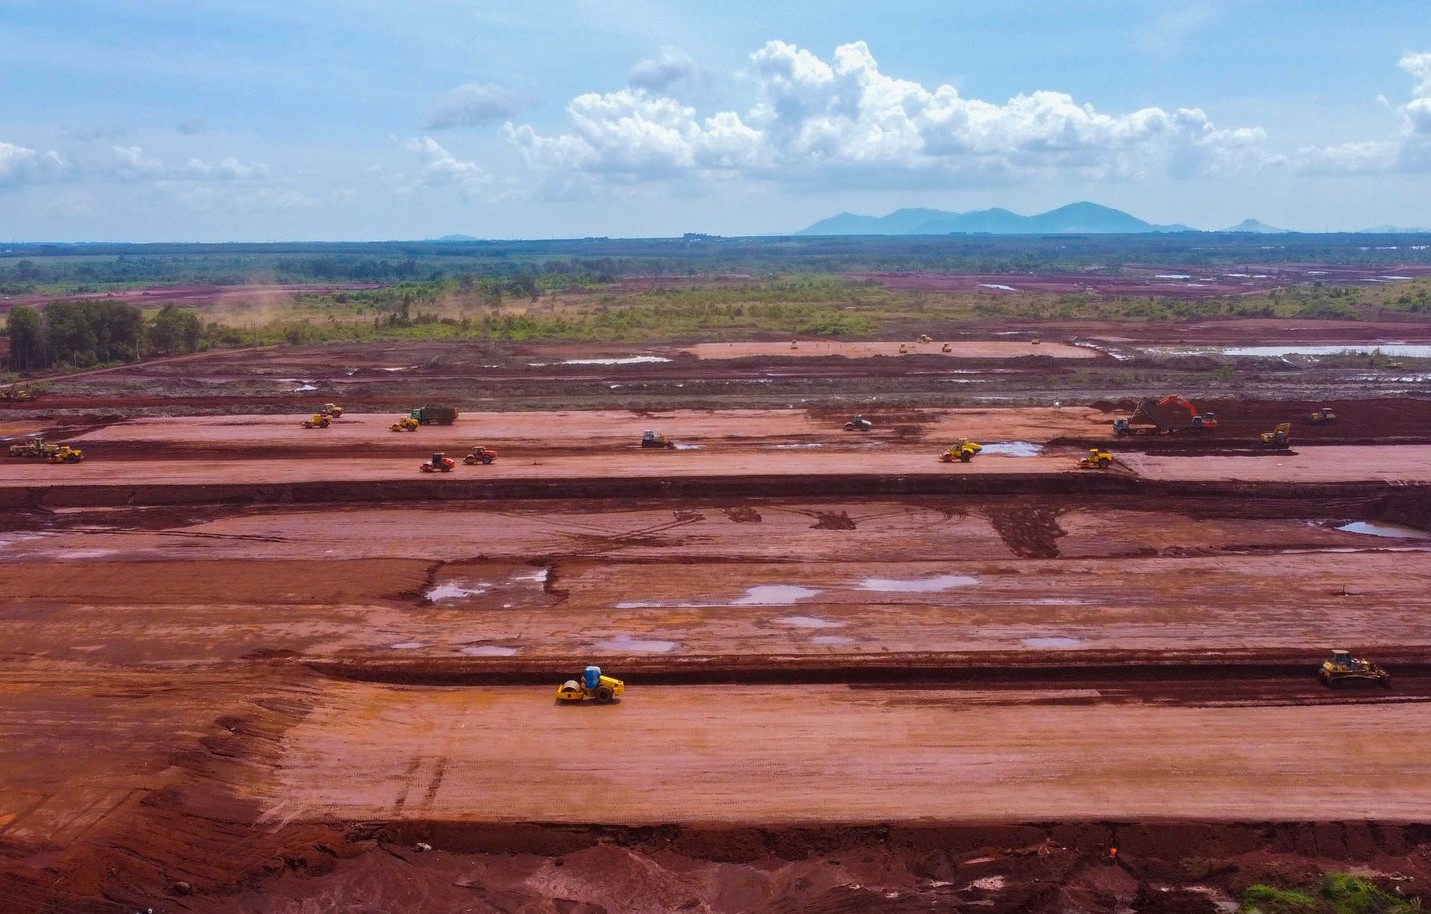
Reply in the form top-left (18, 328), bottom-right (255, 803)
top-left (426, 83), bottom-right (522, 130)
top-left (0, 140), bottom-right (67, 187)
top-left (108, 146), bottom-right (270, 182)
top-left (403, 135), bottom-right (493, 199)
top-left (628, 47), bottom-right (706, 94)
top-left (1298, 51), bottom-right (1431, 174)
top-left (504, 40), bottom-right (1271, 192)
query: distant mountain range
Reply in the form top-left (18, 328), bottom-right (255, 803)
top-left (797, 202), bottom-right (1194, 236)
top-left (1217, 218), bottom-right (1288, 234)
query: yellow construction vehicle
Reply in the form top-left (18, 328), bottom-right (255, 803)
top-left (1078, 448), bottom-right (1115, 469)
top-left (8, 437), bottom-right (59, 459)
top-left (320, 403), bottom-right (344, 418)
top-left (390, 416), bottom-right (419, 432)
top-left (301, 413), bottom-right (331, 429)
top-left (1259, 422), bottom-right (1292, 449)
top-left (0, 385), bottom-right (33, 401)
top-left (641, 430), bottom-right (676, 449)
top-left (556, 666), bottom-right (625, 704)
top-left (47, 445), bottom-right (83, 464)
top-left (939, 439), bottom-right (983, 463)
top-left (917, 334), bottom-right (933, 343)
top-left (1309, 406), bottom-right (1338, 425)
top-left (1318, 650), bottom-right (1390, 688)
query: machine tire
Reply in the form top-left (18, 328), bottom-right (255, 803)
top-left (959, 452), bottom-right (972, 463)
top-left (595, 686), bottom-right (614, 703)
top-left (1097, 457), bottom-right (1111, 468)
top-left (482, 455), bottom-right (493, 464)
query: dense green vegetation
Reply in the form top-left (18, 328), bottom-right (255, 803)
top-left (5, 301), bottom-right (202, 371)
top-left (3, 235), bottom-right (1430, 371)
top-left (1240, 873), bottom-right (1422, 914)
top-left (3, 233), bottom-right (1430, 293)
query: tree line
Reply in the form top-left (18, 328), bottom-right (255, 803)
top-left (5, 302), bottom-right (203, 372)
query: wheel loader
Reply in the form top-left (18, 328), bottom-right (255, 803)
top-left (420, 452), bottom-right (455, 473)
top-left (320, 403), bottom-right (344, 418)
top-left (462, 446), bottom-right (498, 465)
top-left (1259, 422), bottom-right (1291, 449)
top-left (1318, 650), bottom-right (1390, 688)
top-left (1309, 406), bottom-right (1338, 425)
top-left (641, 430), bottom-right (676, 448)
top-left (1078, 448), bottom-right (1114, 469)
top-left (301, 413), bottom-right (331, 429)
top-left (390, 416), bottom-right (419, 432)
top-left (939, 439), bottom-right (982, 463)
top-left (47, 445), bottom-right (84, 464)
top-left (556, 666), bottom-right (624, 704)
top-left (8, 437), bottom-right (59, 459)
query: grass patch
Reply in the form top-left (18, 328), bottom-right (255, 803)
top-left (1241, 873), bottom-right (1421, 914)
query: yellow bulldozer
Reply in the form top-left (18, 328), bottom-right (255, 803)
top-left (556, 666), bottom-right (625, 704)
top-left (390, 416), bottom-right (419, 432)
top-left (0, 385), bottom-right (33, 401)
top-left (939, 439), bottom-right (983, 463)
top-left (48, 445), bottom-right (84, 464)
top-left (1318, 650), bottom-right (1390, 688)
top-left (1078, 448), bottom-right (1115, 469)
top-left (1259, 422), bottom-right (1292, 449)
top-left (641, 430), bottom-right (676, 448)
top-left (301, 413), bottom-right (331, 429)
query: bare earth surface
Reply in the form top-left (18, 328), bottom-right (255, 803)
top-left (2, 332), bottom-right (1431, 913)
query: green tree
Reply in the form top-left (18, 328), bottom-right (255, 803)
top-left (43, 301), bottom-right (98, 367)
top-left (148, 304), bottom-right (202, 356)
top-left (4, 305), bottom-right (47, 371)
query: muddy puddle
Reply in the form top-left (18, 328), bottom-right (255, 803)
top-left (593, 634), bottom-right (679, 652)
top-left (616, 584), bottom-right (821, 610)
top-left (1337, 521), bottom-right (1430, 539)
top-left (774, 615), bottom-right (846, 629)
top-left (425, 566), bottom-right (556, 608)
top-left (978, 442), bottom-right (1043, 457)
top-left (459, 644), bottom-right (519, 656)
top-left (1022, 637), bottom-right (1084, 649)
top-left (859, 574), bottom-right (977, 592)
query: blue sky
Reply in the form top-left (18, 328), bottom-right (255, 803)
top-left (2, 0), bottom-right (1430, 241)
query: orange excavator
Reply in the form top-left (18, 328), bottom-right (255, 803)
top-left (1113, 396), bottom-right (1217, 436)
top-left (1159, 395), bottom-right (1217, 431)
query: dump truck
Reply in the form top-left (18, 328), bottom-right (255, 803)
top-left (641, 430), bottom-right (677, 449)
top-left (8, 437), bottom-right (59, 459)
top-left (1259, 422), bottom-right (1292, 449)
top-left (48, 445), bottom-right (84, 464)
top-left (301, 413), bottom-right (331, 429)
top-left (844, 416), bottom-right (873, 431)
top-left (1113, 396), bottom-right (1217, 436)
top-left (939, 439), bottom-right (983, 463)
top-left (556, 666), bottom-right (624, 704)
top-left (1078, 448), bottom-right (1115, 469)
top-left (420, 452), bottom-right (455, 473)
top-left (1318, 650), bottom-right (1390, 688)
top-left (408, 406), bottom-right (458, 426)
top-left (1309, 406), bottom-right (1338, 425)
top-left (462, 446), bottom-right (498, 465)
top-left (390, 416), bottom-right (419, 432)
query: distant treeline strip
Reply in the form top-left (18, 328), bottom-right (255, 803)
top-left (4, 302), bottom-right (201, 371)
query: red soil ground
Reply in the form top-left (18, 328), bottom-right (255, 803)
top-left (2, 336), bottom-right (1430, 913)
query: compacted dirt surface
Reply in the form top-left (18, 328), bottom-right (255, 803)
top-left (3, 327), bottom-right (1431, 913)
